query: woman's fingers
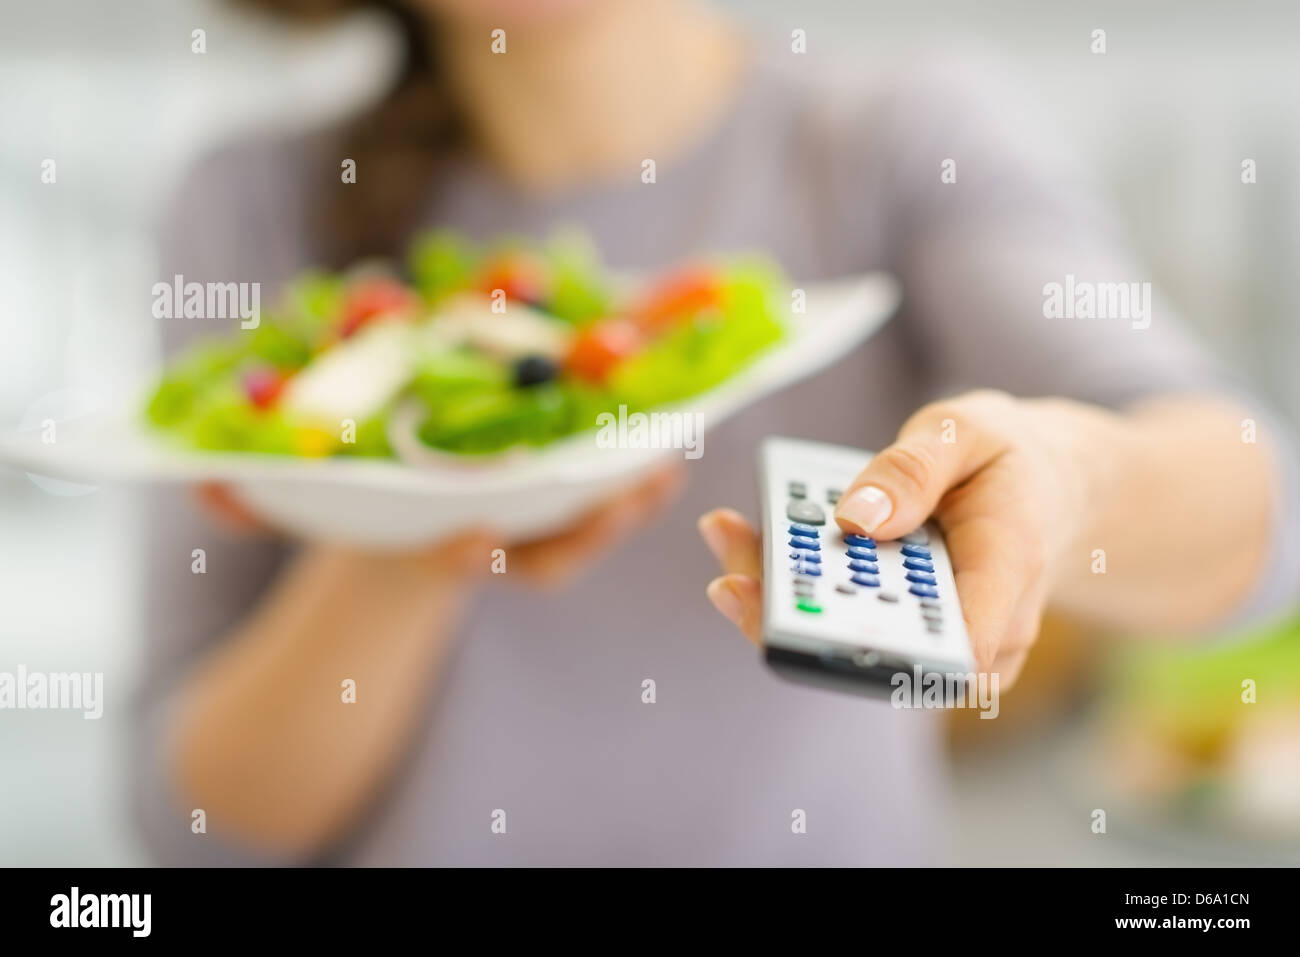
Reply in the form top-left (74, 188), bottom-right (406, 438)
top-left (705, 574), bottom-right (762, 645)
top-left (694, 475), bottom-right (1052, 676)
top-left (986, 581), bottom-right (1048, 690)
top-left (200, 465), bottom-right (685, 588)
top-left (510, 464), bottom-right (684, 587)
top-left (945, 511), bottom-right (1039, 673)
top-left (834, 391), bottom-right (1014, 540)
top-left (989, 648), bottom-right (1031, 688)
top-left (195, 482), bottom-right (276, 536)
top-left (698, 508), bottom-right (763, 644)
top-left (697, 507), bottom-right (762, 579)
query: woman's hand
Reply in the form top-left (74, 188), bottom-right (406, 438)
top-left (197, 463), bottom-right (685, 589)
top-left (507, 464), bottom-right (685, 587)
top-left (179, 462), bottom-right (685, 855)
top-left (700, 390), bottom-right (1121, 687)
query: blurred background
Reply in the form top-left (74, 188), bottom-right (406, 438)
top-left (2, 0), bottom-right (1298, 865)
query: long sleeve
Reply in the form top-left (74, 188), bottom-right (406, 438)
top-left (860, 57), bottom-right (1299, 626)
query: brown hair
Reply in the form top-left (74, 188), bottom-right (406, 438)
top-left (232, 0), bottom-right (457, 266)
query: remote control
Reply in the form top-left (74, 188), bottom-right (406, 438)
top-left (759, 436), bottom-right (975, 699)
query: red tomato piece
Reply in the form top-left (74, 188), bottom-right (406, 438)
top-left (243, 367), bottom-right (288, 410)
top-left (340, 278), bottom-right (418, 338)
top-left (564, 319), bottom-right (645, 384)
top-left (632, 269), bottom-right (722, 333)
top-left (477, 253), bottom-right (548, 306)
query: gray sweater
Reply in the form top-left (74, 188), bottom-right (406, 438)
top-left (134, 55), bottom-right (1299, 865)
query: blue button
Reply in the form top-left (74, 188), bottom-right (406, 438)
top-left (789, 523), bottom-right (819, 537)
top-left (902, 558), bottom-right (934, 572)
top-left (846, 547), bottom-right (878, 561)
top-left (901, 545), bottom-right (932, 559)
top-left (905, 571), bottom-right (936, 585)
top-left (909, 584), bottom-right (939, 598)
top-left (851, 573), bottom-right (881, 587)
top-left (844, 534), bottom-right (876, 548)
top-left (789, 536), bottom-right (820, 550)
top-left (793, 563), bottom-right (822, 577)
top-left (848, 560), bottom-right (880, 574)
top-left (790, 550), bottom-right (822, 563)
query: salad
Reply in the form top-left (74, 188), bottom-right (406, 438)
top-left (146, 232), bottom-right (786, 460)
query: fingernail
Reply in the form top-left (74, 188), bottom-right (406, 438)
top-left (698, 515), bottom-right (727, 561)
top-left (707, 578), bottom-right (743, 623)
top-left (836, 485), bottom-right (893, 534)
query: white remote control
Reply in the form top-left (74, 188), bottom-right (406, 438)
top-left (759, 437), bottom-right (975, 698)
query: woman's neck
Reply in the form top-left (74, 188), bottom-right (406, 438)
top-left (436, 0), bottom-right (744, 193)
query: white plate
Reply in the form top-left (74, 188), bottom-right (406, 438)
top-left (0, 273), bottom-right (900, 547)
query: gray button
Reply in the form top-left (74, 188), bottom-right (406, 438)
top-left (919, 599), bottom-right (942, 610)
top-left (926, 620), bottom-right (945, 634)
top-left (827, 488), bottom-right (843, 506)
top-left (794, 578), bottom-right (815, 593)
top-left (835, 583), bottom-right (856, 595)
top-left (788, 481), bottom-right (807, 499)
top-left (786, 500), bottom-right (826, 525)
top-left (902, 529), bottom-right (931, 546)
top-left (921, 606), bottom-right (943, 620)
top-left (877, 591), bottom-right (899, 603)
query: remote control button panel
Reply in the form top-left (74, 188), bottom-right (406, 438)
top-left (759, 437), bottom-right (974, 674)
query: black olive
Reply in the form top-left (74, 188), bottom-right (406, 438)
top-left (513, 354), bottom-right (559, 388)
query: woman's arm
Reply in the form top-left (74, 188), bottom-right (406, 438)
top-left (700, 389), bottom-right (1285, 686)
top-left (1048, 393), bottom-right (1275, 632)
top-left (164, 465), bottom-right (683, 859)
top-left (695, 62), bottom-right (1297, 680)
top-left (169, 538), bottom-right (488, 859)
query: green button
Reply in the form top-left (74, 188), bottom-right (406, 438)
top-left (795, 600), bottom-right (822, 614)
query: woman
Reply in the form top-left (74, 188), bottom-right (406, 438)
top-left (135, 0), bottom-right (1297, 865)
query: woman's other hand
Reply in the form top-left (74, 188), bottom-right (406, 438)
top-left (196, 462), bottom-right (685, 589)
